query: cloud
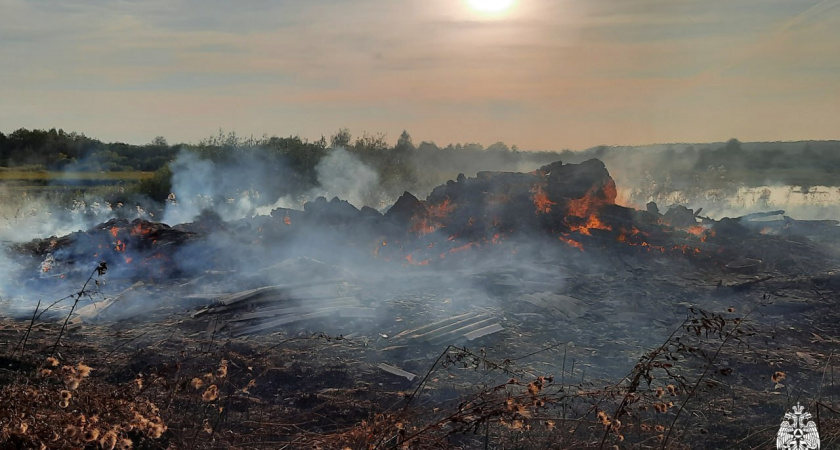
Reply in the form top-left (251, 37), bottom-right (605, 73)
top-left (0, 0), bottom-right (838, 150)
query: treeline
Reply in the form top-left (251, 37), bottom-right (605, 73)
top-left (5, 128), bottom-right (838, 206)
top-left (567, 138), bottom-right (840, 189)
top-left (0, 127), bottom-right (562, 203)
top-left (185, 129), bottom-right (562, 205)
top-left (0, 128), bottom-right (176, 172)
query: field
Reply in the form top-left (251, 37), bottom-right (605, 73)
top-left (0, 170), bottom-right (153, 183)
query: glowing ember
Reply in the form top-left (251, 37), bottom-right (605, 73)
top-left (115, 240), bottom-right (126, 252)
top-left (404, 254), bottom-right (430, 266)
top-left (684, 225), bottom-right (706, 236)
top-left (131, 223), bottom-right (151, 236)
top-left (410, 198), bottom-right (456, 236)
top-left (530, 184), bottom-right (556, 214)
top-left (283, 216), bottom-right (292, 225)
top-left (110, 226), bottom-right (119, 238)
top-left (40, 254), bottom-right (55, 273)
top-left (428, 198), bottom-right (454, 219)
top-left (559, 235), bottom-right (584, 251)
top-left (449, 242), bottom-right (475, 254)
top-left (410, 218), bottom-right (436, 236)
top-left (569, 214), bottom-right (612, 236)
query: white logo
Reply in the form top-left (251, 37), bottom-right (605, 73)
top-left (777, 402), bottom-right (820, 449)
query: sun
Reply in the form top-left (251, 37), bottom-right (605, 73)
top-left (465, 0), bottom-right (516, 14)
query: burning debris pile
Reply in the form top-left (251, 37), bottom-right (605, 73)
top-left (14, 218), bottom-right (195, 281)
top-left (4, 157), bottom-right (837, 343)
top-left (10, 158), bottom-right (837, 286)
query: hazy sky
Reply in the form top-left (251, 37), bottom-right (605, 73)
top-left (1, 0), bottom-right (838, 150)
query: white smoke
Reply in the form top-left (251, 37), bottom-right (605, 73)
top-left (311, 147), bottom-right (380, 209)
top-left (0, 185), bottom-right (149, 243)
top-left (163, 147), bottom-right (382, 224)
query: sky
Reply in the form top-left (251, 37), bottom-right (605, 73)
top-left (1, 0), bottom-right (839, 150)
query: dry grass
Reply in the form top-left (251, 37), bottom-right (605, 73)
top-left (3, 268), bottom-right (840, 449)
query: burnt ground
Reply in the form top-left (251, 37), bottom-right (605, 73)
top-left (2, 235), bottom-right (840, 449)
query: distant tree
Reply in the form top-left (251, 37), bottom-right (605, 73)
top-left (330, 128), bottom-right (352, 148)
top-left (417, 141), bottom-right (440, 153)
top-left (353, 132), bottom-right (388, 154)
top-left (486, 141), bottom-right (510, 152)
top-left (725, 138), bottom-right (742, 153)
top-left (151, 136), bottom-right (168, 147)
top-left (396, 130), bottom-right (415, 152)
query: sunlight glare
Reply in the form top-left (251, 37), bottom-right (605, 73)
top-left (465, 0), bottom-right (516, 14)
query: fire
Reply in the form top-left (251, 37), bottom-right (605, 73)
top-left (530, 184), bottom-right (556, 214)
top-left (566, 181), bottom-right (616, 218)
top-left (409, 198), bottom-right (457, 236)
top-left (672, 244), bottom-right (701, 255)
top-left (410, 218), bottom-right (436, 236)
top-left (563, 180), bottom-right (617, 235)
top-left (115, 240), bottom-right (126, 252)
top-left (617, 226), bottom-right (645, 242)
top-left (110, 226), bottom-right (119, 238)
top-left (131, 223), bottom-right (152, 236)
top-left (404, 254), bottom-right (430, 266)
top-left (684, 225), bottom-right (706, 236)
top-left (283, 215), bottom-right (291, 225)
top-left (428, 198), bottom-right (454, 219)
top-left (450, 242), bottom-right (475, 254)
top-left (681, 225), bottom-right (715, 242)
top-left (614, 227), bottom-right (670, 253)
top-left (559, 235), bottom-right (584, 251)
top-left (569, 214), bottom-right (612, 236)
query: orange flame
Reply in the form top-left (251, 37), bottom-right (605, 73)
top-left (283, 216), bottom-right (291, 225)
top-left (559, 235), bottom-right (584, 251)
top-left (411, 198), bottom-right (456, 236)
top-left (566, 180), bottom-right (617, 218)
top-left (110, 226), bottom-right (119, 238)
top-left (530, 184), bottom-right (556, 214)
top-left (563, 180), bottom-right (617, 235)
top-left (681, 225), bottom-right (715, 242)
top-left (130, 223), bottom-right (151, 236)
top-left (115, 240), bottom-right (126, 252)
top-left (569, 214), bottom-right (612, 236)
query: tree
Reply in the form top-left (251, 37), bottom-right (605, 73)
top-left (330, 128), bottom-right (352, 148)
top-left (396, 130), bottom-right (415, 152)
top-left (151, 136), bottom-right (168, 147)
top-left (725, 138), bottom-right (742, 154)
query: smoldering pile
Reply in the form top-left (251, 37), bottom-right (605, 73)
top-left (11, 158), bottom-right (837, 286)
